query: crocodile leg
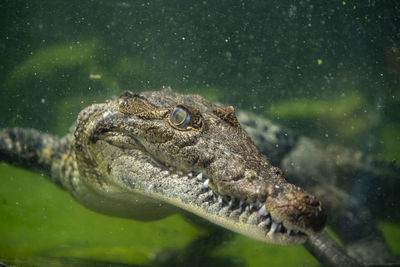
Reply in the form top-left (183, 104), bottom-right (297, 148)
top-left (0, 128), bottom-right (72, 189)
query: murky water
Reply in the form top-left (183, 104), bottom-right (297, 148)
top-left (0, 1), bottom-right (399, 266)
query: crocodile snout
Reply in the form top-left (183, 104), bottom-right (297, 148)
top-left (288, 191), bottom-right (326, 233)
top-left (265, 183), bottom-right (326, 235)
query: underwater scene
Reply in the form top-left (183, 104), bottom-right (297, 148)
top-left (0, 1), bottom-right (399, 266)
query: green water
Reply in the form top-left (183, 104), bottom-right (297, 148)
top-left (0, 1), bottom-right (399, 266)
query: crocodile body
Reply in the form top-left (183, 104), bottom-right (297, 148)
top-left (0, 88), bottom-right (326, 247)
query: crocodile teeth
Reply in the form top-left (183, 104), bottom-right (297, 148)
top-left (169, 168), bottom-right (301, 238)
top-left (228, 199), bottom-right (234, 208)
top-left (270, 221), bottom-right (278, 234)
top-left (276, 223), bottom-right (282, 232)
top-left (258, 204), bottom-right (268, 216)
top-left (203, 178), bottom-right (210, 188)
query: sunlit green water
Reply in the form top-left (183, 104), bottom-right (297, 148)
top-left (0, 1), bottom-right (399, 266)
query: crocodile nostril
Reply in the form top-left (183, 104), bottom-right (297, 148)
top-left (279, 191), bottom-right (326, 234)
top-left (296, 192), bottom-right (326, 233)
top-left (302, 193), bottom-right (322, 208)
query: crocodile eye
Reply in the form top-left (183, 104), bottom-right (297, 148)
top-left (170, 107), bottom-right (190, 128)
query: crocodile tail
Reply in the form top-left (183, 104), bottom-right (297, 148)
top-left (0, 128), bottom-right (72, 187)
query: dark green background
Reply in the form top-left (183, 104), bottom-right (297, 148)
top-left (0, 0), bottom-right (399, 266)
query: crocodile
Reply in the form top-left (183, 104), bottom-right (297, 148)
top-left (0, 88), bottom-right (326, 247)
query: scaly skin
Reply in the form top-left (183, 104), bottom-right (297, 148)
top-left (0, 88), bottom-right (326, 246)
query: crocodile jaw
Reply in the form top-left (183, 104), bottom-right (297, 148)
top-left (83, 139), bottom-right (307, 246)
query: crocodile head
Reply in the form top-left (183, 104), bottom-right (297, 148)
top-left (72, 88), bottom-right (326, 245)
